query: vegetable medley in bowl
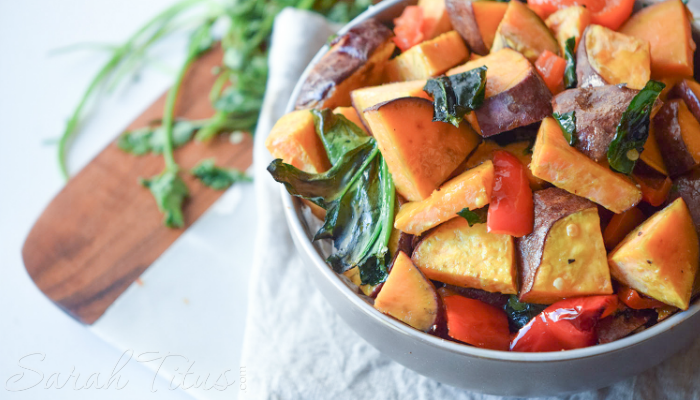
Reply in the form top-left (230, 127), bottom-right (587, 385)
top-left (266, 0), bottom-right (700, 352)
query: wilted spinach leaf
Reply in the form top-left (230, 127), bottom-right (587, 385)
top-left (457, 206), bottom-right (488, 226)
top-left (312, 109), bottom-right (370, 165)
top-left (553, 110), bottom-right (577, 146)
top-left (563, 36), bottom-right (577, 89)
top-left (504, 295), bottom-right (547, 332)
top-left (139, 170), bottom-right (189, 228)
top-left (268, 140), bottom-right (395, 285)
top-left (191, 159), bottom-right (251, 190)
top-left (424, 66), bottom-right (487, 127)
top-left (608, 80), bottom-right (665, 174)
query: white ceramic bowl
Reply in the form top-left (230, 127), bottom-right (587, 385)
top-left (280, 1), bottom-right (700, 396)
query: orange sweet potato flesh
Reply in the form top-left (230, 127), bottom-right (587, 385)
top-left (418, 0), bottom-right (454, 40)
top-left (545, 6), bottom-right (591, 54)
top-left (473, 1), bottom-right (508, 51)
top-left (609, 198), bottom-right (699, 310)
top-left (363, 97), bottom-right (481, 202)
top-left (350, 80), bottom-right (431, 130)
top-left (603, 206), bottom-right (646, 250)
top-left (385, 31), bottom-right (469, 82)
top-left (332, 106), bottom-right (367, 134)
top-left (394, 161), bottom-right (494, 235)
top-left (374, 251), bottom-right (440, 332)
top-left (653, 99), bottom-right (700, 177)
top-left (447, 49), bottom-right (553, 137)
top-left (530, 117), bottom-right (642, 213)
top-left (619, 0), bottom-right (696, 78)
top-left (490, 0), bottom-right (560, 61)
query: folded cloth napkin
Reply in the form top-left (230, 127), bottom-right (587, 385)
top-left (241, 7), bottom-right (700, 400)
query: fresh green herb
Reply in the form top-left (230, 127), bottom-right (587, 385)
top-left (607, 80), bottom-right (665, 174)
top-left (117, 119), bottom-right (206, 155)
top-left (268, 140), bottom-right (395, 285)
top-left (504, 295), bottom-right (547, 332)
top-left (191, 159), bottom-right (251, 190)
top-left (523, 141), bottom-right (535, 155)
top-left (312, 109), bottom-right (370, 164)
top-left (457, 206), bottom-right (488, 226)
top-left (563, 36), bottom-right (577, 89)
top-left (553, 110), bottom-right (577, 146)
top-left (140, 171), bottom-right (190, 228)
top-left (424, 66), bottom-right (487, 127)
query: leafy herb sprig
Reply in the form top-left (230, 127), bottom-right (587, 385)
top-left (563, 36), bottom-right (577, 89)
top-left (58, 0), bottom-right (371, 227)
top-left (457, 206), bottom-right (488, 226)
top-left (423, 66), bottom-right (487, 127)
top-left (553, 110), bottom-right (577, 146)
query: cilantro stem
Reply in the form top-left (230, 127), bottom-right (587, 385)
top-left (161, 52), bottom-right (197, 172)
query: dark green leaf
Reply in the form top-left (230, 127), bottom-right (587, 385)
top-left (457, 206), bottom-right (488, 226)
top-left (191, 159), bottom-right (251, 190)
top-left (563, 36), bottom-right (577, 89)
top-left (504, 295), bottom-right (547, 332)
top-left (553, 110), bottom-right (577, 146)
top-left (268, 139), bottom-right (395, 285)
top-left (117, 119), bottom-right (203, 155)
top-left (140, 170), bottom-right (189, 228)
top-left (312, 108), bottom-right (370, 165)
top-left (608, 80), bottom-right (665, 174)
top-left (424, 66), bottom-right (487, 127)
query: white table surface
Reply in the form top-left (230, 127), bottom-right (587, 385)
top-left (0, 0), bottom-right (229, 398)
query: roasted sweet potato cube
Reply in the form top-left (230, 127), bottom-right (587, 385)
top-left (394, 161), bottom-right (494, 235)
top-left (447, 49), bottom-right (552, 137)
top-left (670, 167), bottom-right (700, 238)
top-left (385, 31), bottom-right (469, 82)
top-left (654, 99), bottom-right (700, 177)
top-left (545, 6), bottom-right (590, 54)
top-left (350, 80), bottom-right (430, 130)
top-left (412, 217), bottom-right (517, 294)
top-left (418, 0), bottom-right (454, 40)
top-left (374, 251), bottom-right (440, 332)
top-left (295, 19), bottom-right (395, 110)
top-left (619, 0), bottom-right (696, 78)
top-left (490, 0), bottom-right (559, 62)
top-left (577, 25), bottom-right (650, 90)
top-left (363, 97), bottom-right (480, 202)
top-left (517, 188), bottom-right (613, 304)
top-left (332, 106), bottom-right (367, 134)
top-left (265, 110), bottom-right (330, 174)
top-left (445, 0), bottom-right (507, 55)
top-left (608, 198), bottom-right (699, 310)
top-left (670, 79), bottom-right (700, 123)
top-left (530, 117), bottom-right (642, 213)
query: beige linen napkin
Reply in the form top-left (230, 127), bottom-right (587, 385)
top-left (240, 7), bottom-right (700, 400)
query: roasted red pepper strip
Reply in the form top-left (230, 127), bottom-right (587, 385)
top-left (618, 286), bottom-right (667, 310)
top-left (510, 295), bottom-right (618, 352)
top-left (527, 0), bottom-right (635, 30)
top-left (535, 50), bottom-right (566, 95)
top-left (487, 150), bottom-right (534, 237)
top-left (392, 6), bottom-right (424, 51)
top-left (443, 295), bottom-right (511, 351)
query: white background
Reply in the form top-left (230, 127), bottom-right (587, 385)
top-left (0, 0), bottom-right (215, 398)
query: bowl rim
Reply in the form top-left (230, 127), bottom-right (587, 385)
top-left (279, 0), bottom-right (700, 362)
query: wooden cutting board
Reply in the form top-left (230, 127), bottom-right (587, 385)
top-left (22, 46), bottom-right (253, 325)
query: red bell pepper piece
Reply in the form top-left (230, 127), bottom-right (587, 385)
top-left (618, 286), bottom-right (666, 310)
top-left (535, 50), bottom-right (566, 94)
top-left (510, 295), bottom-right (618, 352)
top-left (443, 295), bottom-right (511, 351)
top-left (527, 0), bottom-right (635, 30)
top-left (392, 6), bottom-right (424, 51)
top-left (487, 150), bottom-right (534, 237)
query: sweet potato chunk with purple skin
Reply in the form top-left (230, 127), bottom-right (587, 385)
top-left (551, 85), bottom-right (639, 163)
top-left (669, 167), bottom-right (700, 238)
top-left (517, 188), bottom-right (612, 304)
top-left (394, 161), bottom-right (494, 235)
top-left (530, 117), bottom-right (642, 213)
top-left (350, 80), bottom-right (430, 131)
top-left (447, 49), bottom-right (552, 137)
top-left (363, 97), bottom-right (480, 202)
top-left (490, 0), bottom-right (560, 62)
top-left (596, 309), bottom-right (654, 344)
top-left (385, 31), bottom-right (469, 82)
top-left (412, 217), bottom-right (517, 294)
top-left (619, 0), bottom-right (696, 79)
top-left (374, 251), bottom-right (440, 332)
top-left (654, 99), bottom-right (700, 177)
top-left (670, 79), bottom-right (700, 127)
top-left (295, 19), bottom-right (395, 110)
top-left (576, 25), bottom-right (650, 90)
top-left (608, 198), bottom-right (699, 310)
top-left (545, 6), bottom-right (590, 55)
top-left (445, 0), bottom-right (507, 55)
